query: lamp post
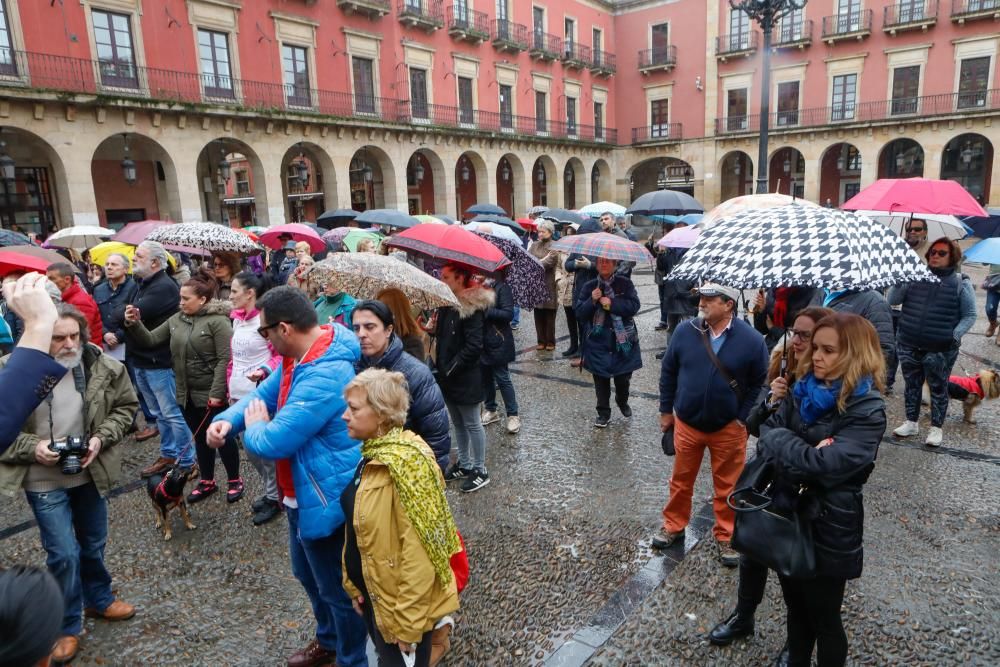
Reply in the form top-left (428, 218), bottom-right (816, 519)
top-left (729, 0), bottom-right (807, 194)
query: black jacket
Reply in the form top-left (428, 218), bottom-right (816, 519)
top-left (433, 286), bottom-right (490, 405)
top-left (94, 276), bottom-right (138, 344)
top-left (481, 281), bottom-right (515, 367)
top-left (127, 270), bottom-right (179, 369)
top-left (758, 388), bottom-right (886, 580)
top-left (824, 290), bottom-right (895, 365)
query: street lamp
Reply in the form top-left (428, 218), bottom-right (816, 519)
top-left (121, 133), bottom-right (137, 185)
top-left (536, 163), bottom-right (545, 183)
top-left (501, 162), bottom-right (511, 182)
top-left (460, 162), bottom-right (471, 182)
top-left (729, 0), bottom-right (808, 193)
top-left (413, 159), bottom-right (425, 184)
top-left (218, 145), bottom-right (231, 182)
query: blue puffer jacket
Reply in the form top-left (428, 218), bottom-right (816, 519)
top-left (356, 333), bottom-right (452, 470)
top-left (215, 323), bottom-right (361, 540)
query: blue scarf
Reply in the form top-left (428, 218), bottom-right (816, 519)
top-left (793, 372), bottom-right (873, 425)
top-left (822, 289), bottom-right (848, 307)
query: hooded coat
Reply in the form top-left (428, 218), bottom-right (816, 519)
top-left (434, 285), bottom-right (492, 404)
top-left (574, 274), bottom-right (643, 378)
top-left (481, 280), bottom-right (516, 366)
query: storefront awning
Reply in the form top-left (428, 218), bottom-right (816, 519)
top-left (223, 196), bottom-right (255, 205)
top-left (288, 192), bottom-right (324, 201)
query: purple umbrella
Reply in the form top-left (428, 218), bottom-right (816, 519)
top-left (473, 231), bottom-right (550, 308)
top-left (656, 225), bottom-right (701, 249)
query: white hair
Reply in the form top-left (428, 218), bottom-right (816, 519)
top-left (138, 241), bottom-right (169, 270)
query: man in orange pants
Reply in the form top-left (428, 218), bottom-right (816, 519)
top-left (653, 284), bottom-right (768, 566)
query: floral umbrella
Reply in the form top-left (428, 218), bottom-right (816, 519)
top-left (473, 232), bottom-right (550, 308)
top-left (304, 253), bottom-right (459, 310)
top-left (145, 222), bottom-right (263, 254)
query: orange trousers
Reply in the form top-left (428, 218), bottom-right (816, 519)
top-left (662, 417), bottom-right (747, 542)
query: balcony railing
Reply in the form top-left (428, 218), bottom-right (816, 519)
top-left (530, 31), bottom-right (562, 60)
top-left (638, 46), bottom-right (677, 72)
top-left (398, 1), bottom-right (443, 32)
top-left (822, 10), bottom-right (873, 40)
top-left (884, 0), bottom-right (938, 30)
top-left (631, 124), bottom-right (683, 144)
top-left (446, 7), bottom-right (489, 42)
top-left (562, 41), bottom-right (591, 68)
top-left (774, 19), bottom-right (813, 48)
top-left (0, 49), bottom-right (617, 144)
top-left (951, 0), bottom-right (1000, 21)
top-left (716, 32), bottom-right (758, 58)
top-left (714, 87), bottom-right (1000, 134)
top-left (491, 19), bottom-right (529, 51)
top-left (590, 49), bottom-right (616, 75)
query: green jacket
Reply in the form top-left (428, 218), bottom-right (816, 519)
top-left (126, 300), bottom-right (232, 408)
top-left (0, 344), bottom-right (138, 497)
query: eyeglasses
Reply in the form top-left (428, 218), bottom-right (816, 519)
top-left (928, 249), bottom-right (950, 258)
top-left (790, 329), bottom-right (813, 341)
top-left (908, 227), bottom-right (925, 233)
top-left (257, 321), bottom-right (287, 338)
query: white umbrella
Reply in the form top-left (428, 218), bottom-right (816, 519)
top-left (577, 201), bottom-right (626, 218)
top-left (850, 210), bottom-right (968, 241)
top-left (45, 225), bottom-right (113, 250)
top-left (462, 221), bottom-right (520, 242)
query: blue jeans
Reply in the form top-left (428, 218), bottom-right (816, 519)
top-left (126, 359), bottom-right (155, 423)
top-left (26, 482), bottom-right (115, 635)
top-left (986, 290), bottom-right (1000, 323)
top-left (482, 363), bottom-right (518, 416)
top-left (445, 399), bottom-right (487, 472)
top-left (287, 509), bottom-right (368, 667)
top-left (511, 306), bottom-right (520, 327)
top-left (134, 367), bottom-right (194, 466)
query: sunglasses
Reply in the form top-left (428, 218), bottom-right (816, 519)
top-left (928, 249), bottom-right (950, 258)
top-left (908, 227), bottom-right (925, 233)
top-left (257, 321), bottom-right (287, 338)
top-left (790, 329), bottom-right (813, 341)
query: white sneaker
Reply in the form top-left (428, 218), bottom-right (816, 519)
top-left (893, 420), bottom-right (919, 437)
top-left (481, 410), bottom-right (500, 426)
top-left (925, 426), bottom-right (943, 447)
top-left (506, 415), bottom-right (521, 434)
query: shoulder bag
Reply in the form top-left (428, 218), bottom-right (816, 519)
top-left (698, 321), bottom-right (744, 404)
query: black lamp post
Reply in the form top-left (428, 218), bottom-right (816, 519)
top-left (121, 133), bottom-right (137, 185)
top-left (729, 0), bottom-right (808, 194)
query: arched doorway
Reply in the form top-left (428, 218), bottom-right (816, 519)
top-left (941, 134), bottom-right (993, 205)
top-left (768, 147), bottom-right (804, 197)
top-left (280, 142), bottom-right (332, 225)
top-left (819, 143), bottom-right (862, 207)
top-left (878, 138), bottom-right (924, 179)
top-left (92, 133), bottom-right (181, 229)
top-left (628, 157), bottom-right (694, 200)
top-left (496, 156), bottom-right (520, 218)
top-left (196, 139), bottom-right (265, 226)
top-left (406, 151), bottom-right (436, 215)
top-left (531, 156), bottom-right (557, 207)
top-left (564, 157), bottom-right (585, 208)
top-left (719, 151), bottom-right (753, 201)
top-left (591, 159), bottom-right (612, 202)
top-left (349, 146), bottom-right (394, 212)
top-left (0, 127), bottom-right (71, 234)
top-left (455, 154), bottom-right (479, 219)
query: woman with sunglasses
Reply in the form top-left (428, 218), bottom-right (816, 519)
top-left (889, 238), bottom-right (976, 447)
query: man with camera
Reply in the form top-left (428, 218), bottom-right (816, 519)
top-left (0, 303), bottom-right (139, 664)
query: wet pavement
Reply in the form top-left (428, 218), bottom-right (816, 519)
top-left (2, 268), bottom-right (998, 666)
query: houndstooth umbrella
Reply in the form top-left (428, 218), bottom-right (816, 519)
top-left (304, 253), bottom-right (458, 309)
top-left (473, 232), bottom-right (550, 308)
top-left (670, 206), bottom-right (937, 290)
top-left (145, 222), bottom-right (263, 254)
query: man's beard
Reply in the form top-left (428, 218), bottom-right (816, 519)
top-left (55, 347), bottom-right (83, 369)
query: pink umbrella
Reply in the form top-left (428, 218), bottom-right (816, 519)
top-left (108, 219), bottom-right (207, 256)
top-left (841, 178), bottom-right (988, 218)
top-left (656, 225), bottom-right (701, 249)
top-left (259, 223), bottom-right (326, 254)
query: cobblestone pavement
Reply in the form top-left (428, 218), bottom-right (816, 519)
top-left (2, 269), bottom-right (998, 666)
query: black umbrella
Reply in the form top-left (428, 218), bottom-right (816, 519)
top-left (316, 208), bottom-right (361, 230)
top-left (354, 208), bottom-right (419, 230)
top-left (626, 190), bottom-right (704, 216)
top-left (465, 203), bottom-right (508, 217)
top-left (540, 208), bottom-right (587, 226)
top-left (471, 214), bottom-right (526, 236)
top-left (0, 229), bottom-right (32, 247)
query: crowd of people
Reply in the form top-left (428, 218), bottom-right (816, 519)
top-left (0, 207), bottom-right (993, 667)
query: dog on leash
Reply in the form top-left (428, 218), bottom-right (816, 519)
top-left (924, 370), bottom-right (1000, 423)
top-left (146, 465), bottom-right (199, 541)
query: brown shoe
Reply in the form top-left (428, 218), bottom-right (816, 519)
top-left (429, 622), bottom-right (453, 667)
top-left (287, 638), bottom-right (335, 667)
top-left (718, 540), bottom-right (740, 568)
top-left (536, 344), bottom-right (546, 350)
top-left (51, 635), bottom-right (79, 663)
top-left (84, 599), bottom-right (136, 621)
top-left (140, 456), bottom-right (175, 478)
top-left (545, 344), bottom-right (556, 351)
top-left (650, 528), bottom-right (685, 549)
top-left (135, 426), bottom-right (159, 442)
top-left (570, 358), bottom-right (583, 368)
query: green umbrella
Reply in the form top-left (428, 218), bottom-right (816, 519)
top-left (343, 230), bottom-right (383, 252)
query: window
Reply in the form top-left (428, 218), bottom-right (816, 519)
top-left (564, 17), bottom-right (575, 56)
top-left (410, 68), bottom-right (428, 119)
top-left (844, 182), bottom-right (861, 200)
top-left (198, 30), bottom-right (233, 99)
top-left (650, 99), bottom-right (670, 137)
top-left (533, 7), bottom-right (545, 49)
top-left (958, 56), bottom-right (990, 109)
top-left (92, 10), bottom-right (138, 88)
top-left (729, 9), bottom-right (750, 50)
top-left (836, 0), bottom-right (861, 32)
top-left (352, 56), bottom-right (376, 114)
top-left (651, 23), bottom-right (669, 63)
top-left (891, 65), bottom-right (920, 115)
top-left (499, 84), bottom-right (513, 129)
top-left (831, 73), bottom-right (857, 121)
top-left (594, 101), bottom-right (604, 139)
top-left (234, 170), bottom-right (250, 197)
top-left (0, 0), bottom-right (16, 76)
top-left (535, 90), bottom-right (547, 132)
top-left (282, 45), bottom-right (310, 107)
top-left (453, 0), bottom-right (468, 23)
top-left (497, 0), bottom-right (508, 23)
top-left (458, 76), bottom-right (474, 124)
top-left (776, 81), bottom-right (799, 126)
top-left (779, 7), bottom-right (804, 42)
top-left (897, 0), bottom-right (925, 23)
top-left (593, 28), bottom-right (602, 64)
top-left (566, 96), bottom-right (577, 135)
top-left (727, 88), bottom-right (748, 130)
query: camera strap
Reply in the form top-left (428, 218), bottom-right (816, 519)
top-left (44, 363), bottom-right (87, 441)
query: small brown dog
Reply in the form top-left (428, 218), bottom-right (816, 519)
top-left (146, 465), bottom-right (199, 541)
top-left (944, 370), bottom-right (1000, 424)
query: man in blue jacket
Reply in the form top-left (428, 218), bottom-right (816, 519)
top-left (653, 283), bottom-right (768, 567)
top-left (207, 286), bottom-right (367, 667)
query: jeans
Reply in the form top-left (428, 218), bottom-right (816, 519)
top-left (735, 555), bottom-right (769, 616)
top-left (26, 482), bottom-right (115, 635)
top-left (445, 399), bottom-right (486, 472)
top-left (593, 373), bottom-right (632, 420)
top-left (778, 575), bottom-right (848, 667)
top-left (184, 403), bottom-right (240, 482)
top-left (886, 311), bottom-right (901, 388)
top-left (658, 282), bottom-right (669, 325)
top-left (133, 368), bottom-right (195, 467)
top-left (286, 510), bottom-right (368, 667)
top-left (987, 290), bottom-right (1000, 323)
top-left (126, 358), bottom-right (155, 423)
top-left (898, 343), bottom-right (959, 427)
top-left (511, 306), bottom-right (520, 327)
top-left (482, 363), bottom-right (518, 416)
top-left (246, 448), bottom-right (279, 500)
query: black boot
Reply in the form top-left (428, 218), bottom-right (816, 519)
top-left (561, 346), bottom-right (579, 358)
top-left (707, 609), bottom-right (755, 646)
top-left (772, 643), bottom-right (790, 666)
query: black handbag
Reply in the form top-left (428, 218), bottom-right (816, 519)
top-left (728, 455), bottom-right (817, 578)
top-left (661, 428), bottom-right (675, 456)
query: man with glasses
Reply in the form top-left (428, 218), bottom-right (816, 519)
top-left (904, 219), bottom-right (929, 260)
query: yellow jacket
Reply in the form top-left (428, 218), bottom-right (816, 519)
top-left (342, 442), bottom-right (460, 644)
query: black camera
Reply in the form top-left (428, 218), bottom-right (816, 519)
top-left (48, 436), bottom-right (89, 475)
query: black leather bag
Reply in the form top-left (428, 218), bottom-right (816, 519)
top-left (661, 428), bottom-right (675, 456)
top-left (728, 455), bottom-right (817, 578)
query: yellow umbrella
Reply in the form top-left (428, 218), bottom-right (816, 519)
top-left (88, 241), bottom-right (177, 269)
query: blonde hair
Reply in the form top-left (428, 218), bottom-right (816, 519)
top-left (356, 238), bottom-right (376, 253)
top-left (345, 368), bottom-right (411, 430)
top-left (294, 241), bottom-right (312, 256)
top-left (798, 313), bottom-right (886, 411)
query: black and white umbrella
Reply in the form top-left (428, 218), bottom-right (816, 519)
top-left (670, 206), bottom-right (937, 290)
top-left (145, 222), bottom-right (263, 255)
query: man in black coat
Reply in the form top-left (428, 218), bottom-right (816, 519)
top-left (480, 277), bottom-right (520, 434)
top-left (819, 290), bottom-right (895, 375)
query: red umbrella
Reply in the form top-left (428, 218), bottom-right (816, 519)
top-left (841, 178), bottom-right (988, 218)
top-left (0, 246), bottom-right (75, 276)
top-left (259, 223), bottom-right (326, 254)
top-left (517, 217), bottom-right (538, 231)
top-left (384, 225), bottom-right (511, 274)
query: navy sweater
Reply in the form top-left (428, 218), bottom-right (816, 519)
top-left (659, 318), bottom-right (768, 433)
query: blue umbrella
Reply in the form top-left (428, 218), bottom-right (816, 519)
top-left (353, 209), bottom-right (419, 230)
top-left (963, 238), bottom-right (1000, 265)
top-left (465, 203), bottom-right (508, 217)
top-left (433, 213), bottom-right (458, 225)
top-left (0, 229), bottom-right (32, 247)
top-left (963, 208), bottom-right (1000, 238)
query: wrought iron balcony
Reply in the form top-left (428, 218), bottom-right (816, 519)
top-left (884, 0), bottom-right (938, 32)
top-left (529, 31), bottom-right (562, 61)
top-left (631, 124), bottom-right (683, 144)
top-left (561, 42), bottom-right (590, 69)
top-left (774, 19), bottom-right (813, 49)
top-left (491, 19), bottom-right (528, 52)
top-left (446, 7), bottom-right (489, 43)
top-left (716, 32), bottom-right (758, 60)
top-left (821, 10), bottom-right (873, 42)
top-left (336, 0), bottom-right (391, 19)
top-left (951, 0), bottom-right (1000, 22)
top-left (398, 1), bottom-right (443, 32)
top-left (590, 49), bottom-right (616, 76)
top-left (637, 46), bottom-right (677, 74)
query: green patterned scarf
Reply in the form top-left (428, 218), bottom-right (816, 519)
top-left (360, 427), bottom-right (461, 584)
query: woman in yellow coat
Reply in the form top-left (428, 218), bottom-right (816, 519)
top-left (341, 368), bottom-right (461, 667)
